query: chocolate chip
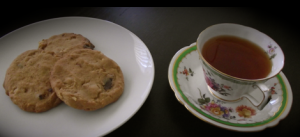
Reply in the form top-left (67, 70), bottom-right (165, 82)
top-left (83, 45), bottom-right (90, 49)
top-left (90, 44), bottom-right (95, 49)
top-left (39, 94), bottom-right (45, 100)
top-left (48, 88), bottom-right (53, 92)
top-left (104, 78), bottom-right (113, 90)
top-left (83, 44), bottom-right (95, 49)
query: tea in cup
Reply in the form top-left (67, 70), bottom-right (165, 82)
top-left (197, 23), bottom-right (284, 110)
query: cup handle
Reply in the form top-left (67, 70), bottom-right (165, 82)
top-left (241, 82), bottom-right (271, 110)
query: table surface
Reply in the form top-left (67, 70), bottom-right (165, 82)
top-left (1, 7), bottom-right (299, 136)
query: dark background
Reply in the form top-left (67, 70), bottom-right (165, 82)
top-left (1, 7), bottom-right (299, 136)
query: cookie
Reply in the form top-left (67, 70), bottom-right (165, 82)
top-left (38, 33), bottom-right (95, 57)
top-left (3, 49), bottom-right (62, 113)
top-left (50, 49), bottom-right (124, 111)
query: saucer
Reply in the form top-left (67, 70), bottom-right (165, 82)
top-left (168, 43), bottom-right (293, 132)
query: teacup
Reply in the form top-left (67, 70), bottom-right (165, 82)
top-left (197, 23), bottom-right (284, 110)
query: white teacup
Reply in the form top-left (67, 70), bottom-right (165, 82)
top-left (197, 23), bottom-right (284, 110)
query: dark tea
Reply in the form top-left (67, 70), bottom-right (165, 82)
top-left (201, 35), bottom-right (272, 79)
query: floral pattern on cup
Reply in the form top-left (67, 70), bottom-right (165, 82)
top-left (267, 44), bottom-right (277, 60)
top-left (203, 68), bottom-right (232, 96)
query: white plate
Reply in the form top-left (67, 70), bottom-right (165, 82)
top-left (0, 17), bottom-right (154, 137)
top-left (168, 43), bottom-right (292, 132)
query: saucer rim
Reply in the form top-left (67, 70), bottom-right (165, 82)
top-left (168, 43), bottom-right (293, 131)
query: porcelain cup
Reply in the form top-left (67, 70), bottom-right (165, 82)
top-left (196, 23), bottom-right (285, 110)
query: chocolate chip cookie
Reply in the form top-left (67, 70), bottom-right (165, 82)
top-left (3, 49), bottom-right (62, 113)
top-left (38, 33), bottom-right (95, 57)
top-left (50, 49), bottom-right (124, 111)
